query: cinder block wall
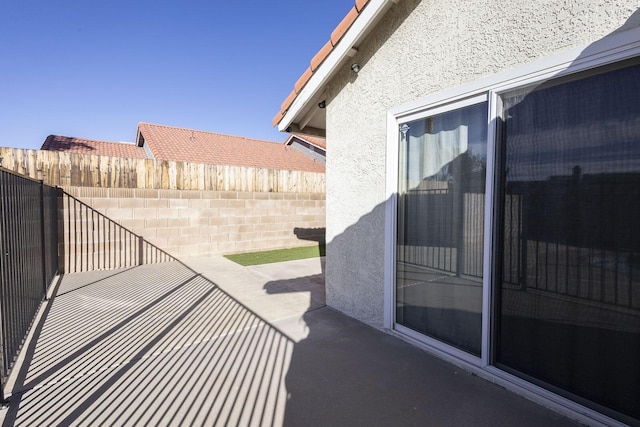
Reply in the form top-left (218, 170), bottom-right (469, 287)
top-left (63, 187), bottom-right (325, 259)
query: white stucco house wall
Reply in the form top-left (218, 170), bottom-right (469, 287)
top-left (274, 1), bottom-right (640, 425)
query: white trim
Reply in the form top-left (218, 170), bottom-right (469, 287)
top-left (397, 93), bottom-right (488, 124)
top-left (285, 134), bottom-right (327, 153)
top-left (277, 0), bottom-right (397, 132)
top-left (480, 91), bottom-right (501, 367)
top-left (390, 93), bottom-right (489, 354)
top-left (394, 324), bottom-right (482, 366)
top-left (383, 111), bottom-right (398, 330)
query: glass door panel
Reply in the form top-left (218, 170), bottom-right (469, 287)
top-left (495, 62), bottom-right (640, 424)
top-left (396, 102), bottom-right (487, 356)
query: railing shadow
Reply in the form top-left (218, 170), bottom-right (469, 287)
top-left (61, 191), bottom-right (176, 273)
top-left (53, 267), bottom-right (136, 297)
top-left (3, 262), bottom-right (295, 426)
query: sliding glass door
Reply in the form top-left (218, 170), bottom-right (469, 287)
top-left (392, 60), bottom-right (640, 425)
top-left (396, 100), bottom-right (487, 356)
top-left (494, 62), bottom-right (640, 423)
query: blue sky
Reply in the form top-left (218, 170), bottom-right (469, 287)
top-left (0, 0), bottom-right (353, 149)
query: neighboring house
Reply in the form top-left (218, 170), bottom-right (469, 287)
top-left (284, 132), bottom-right (326, 163)
top-left (135, 122), bottom-right (324, 172)
top-left (43, 123), bottom-right (325, 173)
top-left (274, 0), bottom-right (640, 425)
top-left (42, 135), bottom-right (147, 159)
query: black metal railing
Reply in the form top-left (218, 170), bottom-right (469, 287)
top-left (62, 192), bottom-right (175, 273)
top-left (502, 190), bottom-right (639, 310)
top-left (398, 188), bottom-right (485, 278)
top-left (0, 168), bottom-right (59, 387)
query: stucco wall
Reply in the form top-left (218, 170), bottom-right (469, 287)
top-left (324, 0), bottom-right (640, 329)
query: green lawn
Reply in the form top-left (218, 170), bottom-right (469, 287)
top-left (224, 244), bottom-right (326, 266)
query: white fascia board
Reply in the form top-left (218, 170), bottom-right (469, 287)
top-left (286, 134), bottom-right (327, 153)
top-left (297, 136), bottom-right (326, 151)
top-left (305, 143), bottom-right (327, 153)
top-left (277, 0), bottom-right (394, 132)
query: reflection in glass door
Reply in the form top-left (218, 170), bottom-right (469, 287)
top-left (396, 102), bottom-right (487, 356)
top-left (495, 63), bottom-right (640, 424)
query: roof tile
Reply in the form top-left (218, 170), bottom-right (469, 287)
top-left (280, 89), bottom-right (298, 115)
top-left (355, 0), bottom-right (370, 12)
top-left (330, 7), bottom-right (359, 46)
top-left (41, 135), bottom-right (147, 159)
top-left (138, 122), bottom-right (325, 173)
top-left (275, 0), bottom-right (371, 128)
top-left (272, 110), bottom-right (285, 127)
top-left (294, 67), bottom-right (314, 94)
top-left (310, 40), bottom-right (334, 72)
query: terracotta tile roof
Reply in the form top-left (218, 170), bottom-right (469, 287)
top-left (138, 122), bottom-right (325, 173)
top-left (273, 0), bottom-right (371, 127)
top-left (41, 135), bottom-right (147, 159)
top-left (288, 133), bottom-right (327, 150)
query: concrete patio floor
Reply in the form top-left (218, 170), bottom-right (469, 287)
top-left (0, 256), bottom-right (580, 426)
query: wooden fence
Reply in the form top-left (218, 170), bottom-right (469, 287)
top-left (0, 147), bottom-right (325, 193)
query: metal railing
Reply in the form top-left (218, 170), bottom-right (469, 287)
top-left (62, 192), bottom-right (175, 273)
top-left (0, 178), bottom-right (178, 399)
top-left (398, 188), bottom-right (485, 278)
top-left (502, 189), bottom-right (639, 310)
top-left (0, 167), bottom-right (59, 390)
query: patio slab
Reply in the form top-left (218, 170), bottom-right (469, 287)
top-left (0, 256), bottom-right (581, 426)
top-left (183, 256), bottom-right (325, 341)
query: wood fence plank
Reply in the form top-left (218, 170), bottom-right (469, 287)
top-left (15, 149), bottom-right (25, 176)
top-left (26, 150), bottom-right (37, 180)
top-left (153, 160), bottom-right (161, 189)
top-left (146, 161), bottom-right (153, 189)
top-left (168, 161), bottom-right (176, 190)
top-left (161, 161), bottom-right (170, 190)
top-left (99, 156), bottom-right (109, 188)
top-left (135, 158), bottom-right (145, 189)
top-left (190, 163), bottom-right (198, 190)
top-left (0, 147), bottom-right (325, 193)
top-left (175, 161), bottom-right (183, 190)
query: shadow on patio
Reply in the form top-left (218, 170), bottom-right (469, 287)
top-left (3, 262), bottom-right (293, 427)
top-left (0, 254), bottom-right (582, 427)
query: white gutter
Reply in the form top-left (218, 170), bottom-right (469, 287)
top-left (277, 0), bottom-right (398, 132)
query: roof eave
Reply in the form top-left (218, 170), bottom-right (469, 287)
top-left (290, 135), bottom-right (327, 152)
top-left (276, 0), bottom-right (398, 132)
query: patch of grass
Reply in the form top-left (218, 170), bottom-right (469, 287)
top-left (224, 244), bottom-right (325, 266)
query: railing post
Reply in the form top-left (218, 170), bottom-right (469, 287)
top-left (40, 181), bottom-right (48, 301)
top-left (57, 187), bottom-right (65, 275)
top-left (138, 236), bottom-right (144, 266)
top-left (0, 171), bottom-right (5, 403)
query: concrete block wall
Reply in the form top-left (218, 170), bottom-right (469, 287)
top-left (63, 187), bottom-right (325, 259)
